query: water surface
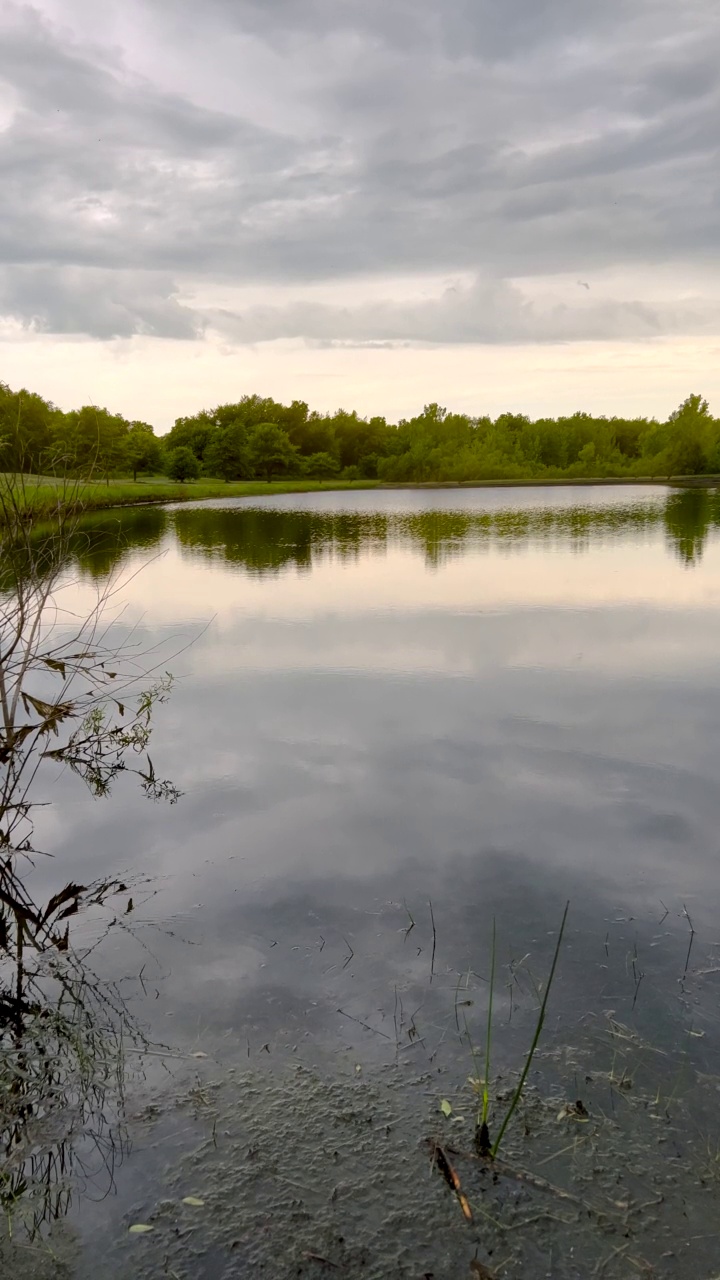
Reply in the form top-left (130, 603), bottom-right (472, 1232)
top-left (9, 484), bottom-right (720, 1279)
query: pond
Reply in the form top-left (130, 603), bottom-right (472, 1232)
top-left (4, 484), bottom-right (720, 1279)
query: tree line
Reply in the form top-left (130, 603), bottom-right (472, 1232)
top-left (2, 380), bottom-right (719, 483)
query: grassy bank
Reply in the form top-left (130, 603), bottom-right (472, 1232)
top-left (3, 471), bottom-right (720, 525)
top-left (0, 474), bottom-right (382, 522)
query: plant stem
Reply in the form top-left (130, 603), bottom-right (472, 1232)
top-left (482, 916), bottom-right (496, 1127)
top-left (491, 900), bottom-right (570, 1158)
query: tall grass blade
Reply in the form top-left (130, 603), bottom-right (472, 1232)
top-left (490, 900), bottom-right (570, 1158)
top-left (481, 916), bottom-right (496, 1127)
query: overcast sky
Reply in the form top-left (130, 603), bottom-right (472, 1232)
top-left (1, 0), bottom-right (719, 429)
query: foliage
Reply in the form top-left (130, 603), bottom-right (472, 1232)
top-left (2, 378), bottom-right (719, 487)
top-left (49, 405), bottom-right (129, 479)
top-left (123, 420), bottom-right (163, 481)
top-left (249, 422), bottom-right (299, 482)
top-left (300, 451), bottom-right (341, 479)
top-left (0, 383), bottom-right (61, 473)
top-left (203, 421), bottom-right (252, 481)
top-left (166, 445), bottom-right (201, 482)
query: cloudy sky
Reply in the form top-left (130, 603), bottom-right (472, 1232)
top-left (1, 0), bottom-right (719, 429)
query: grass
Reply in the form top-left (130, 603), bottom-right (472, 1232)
top-left (467, 901), bottom-right (570, 1159)
top-left (5, 470), bottom-right (718, 525)
top-left (0, 473), bottom-right (382, 523)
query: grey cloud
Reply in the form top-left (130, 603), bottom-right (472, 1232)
top-left (0, 266), bottom-right (201, 339)
top-left (0, 0), bottom-right (718, 340)
top-left (159, 0), bottom-right (647, 61)
top-left (206, 277), bottom-right (720, 346)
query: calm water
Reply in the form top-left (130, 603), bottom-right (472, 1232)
top-left (10, 485), bottom-right (720, 1278)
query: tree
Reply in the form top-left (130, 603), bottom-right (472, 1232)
top-left (249, 423), bottom-right (298, 482)
top-left (204, 422), bottom-right (252, 481)
top-left (122, 421), bottom-right (162, 481)
top-left (166, 446), bottom-right (201, 482)
top-left (164, 411), bottom-right (216, 463)
top-left (49, 405), bottom-right (129, 481)
top-left (665, 394), bottom-right (713, 477)
top-left (0, 383), bottom-right (58, 474)
top-left (301, 451), bottom-right (341, 479)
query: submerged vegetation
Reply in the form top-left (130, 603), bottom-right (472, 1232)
top-left (3, 379), bottom-right (720, 514)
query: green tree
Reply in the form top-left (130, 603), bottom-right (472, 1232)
top-left (666, 394), bottom-right (713, 477)
top-left (49, 406), bottom-right (129, 481)
top-left (301, 451), bottom-right (341, 479)
top-left (249, 423), bottom-right (299, 481)
top-left (164, 411), bottom-right (216, 462)
top-left (0, 383), bottom-right (58, 474)
top-left (166, 446), bottom-right (201, 482)
top-left (123, 421), bottom-right (162, 481)
top-left (204, 422), bottom-right (252, 481)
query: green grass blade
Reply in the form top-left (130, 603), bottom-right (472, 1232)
top-left (481, 916), bottom-right (496, 1126)
top-left (491, 900), bottom-right (569, 1158)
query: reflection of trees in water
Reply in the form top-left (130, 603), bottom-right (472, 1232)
top-left (172, 507), bottom-right (387, 575)
top-left (170, 495), bottom-right (717, 573)
top-left (0, 507), bottom-right (169, 591)
top-left (18, 491), bottom-right (720, 588)
top-left (662, 489), bottom-right (720, 565)
top-left (1, 479), bottom-right (177, 1239)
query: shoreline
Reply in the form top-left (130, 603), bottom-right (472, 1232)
top-left (3, 472), bottom-right (719, 525)
top-left (379, 475), bottom-right (720, 489)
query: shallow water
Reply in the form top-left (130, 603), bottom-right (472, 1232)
top-left (4, 484), bottom-right (720, 1278)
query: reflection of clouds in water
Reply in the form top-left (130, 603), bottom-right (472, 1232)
top-left (62, 538), bottom-right (720, 642)
top-left (47, 648), bottom-right (720, 945)
top-left (11, 490), bottom-right (720, 1275)
top-left (37, 488), bottom-right (720, 1017)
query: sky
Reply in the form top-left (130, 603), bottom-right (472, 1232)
top-left (1, 0), bottom-right (719, 431)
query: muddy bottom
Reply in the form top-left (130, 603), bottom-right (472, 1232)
top-left (9, 1008), bottom-right (720, 1280)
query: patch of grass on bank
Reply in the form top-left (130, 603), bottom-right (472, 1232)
top-left (0, 474), bottom-right (382, 522)
top-left (5, 471), bottom-right (720, 525)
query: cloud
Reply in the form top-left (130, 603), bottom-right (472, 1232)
top-left (206, 276), bottom-right (720, 347)
top-left (0, 0), bottom-right (718, 343)
top-left (0, 265), bottom-right (201, 339)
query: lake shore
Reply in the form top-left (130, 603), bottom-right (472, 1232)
top-left (3, 470), bottom-right (720, 524)
top-left (381, 474), bottom-right (720, 489)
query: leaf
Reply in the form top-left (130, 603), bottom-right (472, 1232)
top-left (181, 1196), bottom-right (205, 1207)
top-left (190, 1051), bottom-right (208, 1059)
top-left (128, 1223), bottom-right (154, 1234)
top-left (22, 692), bottom-right (74, 721)
top-left (42, 657), bottom-right (67, 678)
top-left (440, 1099), bottom-right (453, 1118)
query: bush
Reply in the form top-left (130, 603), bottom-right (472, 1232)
top-left (165, 446), bottom-right (201, 482)
top-left (300, 452), bottom-right (340, 479)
